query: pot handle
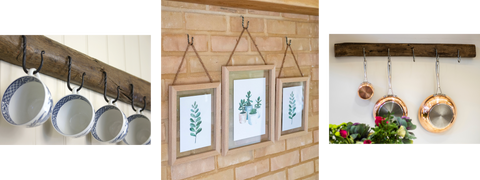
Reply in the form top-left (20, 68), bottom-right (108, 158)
top-left (363, 48), bottom-right (368, 82)
top-left (435, 51), bottom-right (443, 95)
top-left (387, 49), bottom-right (394, 96)
top-left (27, 68), bottom-right (41, 79)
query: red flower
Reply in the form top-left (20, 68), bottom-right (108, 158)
top-left (375, 116), bottom-right (384, 126)
top-left (340, 130), bottom-right (348, 138)
top-left (364, 140), bottom-right (372, 144)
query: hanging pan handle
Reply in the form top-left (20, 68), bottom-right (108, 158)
top-left (363, 48), bottom-right (368, 82)
top-left (387, 48), bottom-right (394, 96)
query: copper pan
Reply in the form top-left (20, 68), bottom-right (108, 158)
top-left (373, 49), bottom-right (408, 119)
top-left (418, 51), bottom-right (456, 133)
top-left (358, 48), bottom-right (374, 100)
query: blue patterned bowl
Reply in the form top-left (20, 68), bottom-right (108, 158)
top-left (51, 87), bottom-right (95, 138)
top-left (1, 68), bottom-right (53, 128)
top-left (91, 101), bottom-right (128, 143)
top-left (123, 112), bottom-right (151, 145)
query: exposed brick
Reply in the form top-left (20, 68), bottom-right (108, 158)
top-left (313, 129), bottom-right (318, 143)
top-left (287, 161), bottom-right (314, 180)
top-left (311, 38), bottom-right (319, 51)
top-left (279, 66), bottom-right (309, 77)
top-left (173, 74), bottom-right (213, 85)
top-left (297, 54), bottom-right (313, 66)
top-left (189, 55), bottom-right (229, 73)
top-left (171, 157), bottom-right (215, 180)
top-left (312, 98), bottom-right (318, 113)
top-left (303, 174), bottom-right (319, 180)
top-left (162, 143), bottom-right (168, 161)
top-left (158, 122), bottom-right (166, 141)
top-left (162, 11), bottom-right (184, 29)
top-left (209, 5), bottom-right (246, 14)
top-left (196, 169), bottom-right (234, 180)
top-left (231, 55), bottom-right (266, 66)
top-left (218, 150), bottom-right (253, 168)
top-left (282, 13), bottom-right (309, 20)
top-left (248, 9), bottom-right (280, 16)
top-left (254, 139), bottom-right (285, 158)
top-left (162, 101), bottom-right (168, 119)
top-left (211, 36), bottom-right (248, 52)
top-left (185, 13), bottom-right (227, 31)
top-left (310, 15), bottom-right (319, 22)
top-left (257, 171), bottom-right (286, 180)
top-left (162, 165), bottom-right (167, 180)
top-left (162, 0), bottom-right (207, 10)
top-left (231, 16), bottom-right (264, 33)
top-left (266, 54), bottom-right (296, 69)
top-left (266, 20), bottom-right (296, 34)
top-left (271, 150), bottom-right (300, 171)
top-left (253, 37), bottom-right (283, 52)
top-left (315, 159), bottom-right (322, 172)
top-left (287, 132), bottom-right (313, 150)
top-left (289, 38), bottom-right (311, 51)
top-left (311, 67), bottom-right (318, 80)
top-left (297, 22), bottom-right (318, 37)
top-left (162, 34), bottom-right (207, 52)
top-left (301, 144), bottom-right (318, 161)
top-left (162, 56), bottom-right (186, 74)
top-left (309, 114), bottom-right (319, 128)
top-left (235, 159), bottom-right (269, 180)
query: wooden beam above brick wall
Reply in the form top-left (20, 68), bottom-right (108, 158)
top-left (166, 0), bottom-right (319, 15)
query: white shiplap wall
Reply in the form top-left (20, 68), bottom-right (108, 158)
top-left (0, 35), bottom-right (151, 145)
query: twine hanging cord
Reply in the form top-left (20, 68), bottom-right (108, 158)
top-left (172, 34), bottom-right (213, 85)
top-left (225, 16), bottom-right (267, 66)
top-left (278, 37), bottom-right (304, 78)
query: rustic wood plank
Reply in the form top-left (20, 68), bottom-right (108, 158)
top-left (335, 43), bottom-right (476, 58)
top-left (0, 35), bottom-right (151, 110)
top-left (167, 0), bottom-right (319, 16)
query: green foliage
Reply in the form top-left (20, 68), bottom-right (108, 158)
top-left (255, 96), bottom-right (262, 109)
top-left (245, 91), bottom-right (253, 106)
top-left (250, 108), bottom-right (257, 114)
top-left (238, 99), bottom-right (246, 113)
top-left (190, 101), bottom-right (202, 143)
top-left (346, 123), bottom-right (371, 142)
top-left (288, 92), bottom-right (297, 124)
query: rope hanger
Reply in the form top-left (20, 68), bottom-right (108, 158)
top-left (278, 37), bottom-right (304, 78)
top-left (172, 34), bottom-right (213, 85)
top-left (225, 15), bottom-right (267, 66)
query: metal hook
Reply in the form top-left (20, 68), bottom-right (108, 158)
top-left (241, 15), bottom-right (249, 29)
top-left (103, 72), bottom-right (120, 103)
top-left (187, 34), bottom-right (194, 45)
top-left (412, 47), bottom-right (415, 62)
top-left (458, 49), bottom-right (461, 63)
top-left (21, 35), bottom-right (44, 74)
top-left (140, 96), bottom-right (146, 112)
top-left (67, 56), bottom-right (86, 92)
top-left (285, 36), bottom-right (291, 46)
top-left (130, 84), bottom-right (137, 112)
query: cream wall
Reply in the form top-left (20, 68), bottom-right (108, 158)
top-left (0, 35), bottom-right (151, 145)
top-left (329, 34), bottom-right (480, 144)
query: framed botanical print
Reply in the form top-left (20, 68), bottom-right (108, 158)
top-left (222, 65), bottom-right (275, 156)
top-left (168, 82), bottom-right (221, 165)
top-left (276, 77), bottom-right (310, 141)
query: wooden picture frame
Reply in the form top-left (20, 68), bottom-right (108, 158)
top-left (276, 77), bottom-right (310, 141)
top-left (222, 65), bottom-right (275, 156)
top-left (168, 82), bottom-right (221, 166)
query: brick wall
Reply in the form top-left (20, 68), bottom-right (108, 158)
top-left (161, 1), bottom-right (319, 179)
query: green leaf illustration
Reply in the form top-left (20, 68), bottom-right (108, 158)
top-left (190, 101), bottom-right (203, 143)
top-left (289, 91), bottom-right (296, 124)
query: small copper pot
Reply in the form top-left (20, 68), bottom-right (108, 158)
top-left (418, 54), bottom-right (456, 133)
top-left (358, 48), bottom-right (374, 100)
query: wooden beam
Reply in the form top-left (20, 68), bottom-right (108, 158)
top-left (335, 43), bottom-right (476, 58)
top-left (167, 0), bottom-right (319, 16)
top-left (0, 35), bottom-right (151, 111)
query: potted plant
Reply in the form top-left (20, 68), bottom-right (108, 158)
top-left (244, 91), bottom-right (253, 120)
top-left (238, 99), bottom-right (247, 124)
top-left (248, 108), bottom-right (257, 125)
top-left (254, 96), bottom-right (262, 119)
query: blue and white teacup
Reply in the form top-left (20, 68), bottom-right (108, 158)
top-left (1, 68), bottom-right (53, 128)
top-left (92, 99), bottom-right (128, 143)
top-left (123, 109), bottom-right (151, 145)
top-left (51, 87), bottom-right (95, 138)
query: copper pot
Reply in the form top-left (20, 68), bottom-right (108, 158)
top-left (418, 52), bottom-right (456, 133)
top-left (373, 49), bottom-right (408, 118)
top-left (358, 48), bottom-right (374, 100)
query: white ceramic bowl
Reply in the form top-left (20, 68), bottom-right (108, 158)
top-left (1, 68), bottom-right (53, 127)
top-left (91, 100), bottom-right (128, 143)
top-left (123, 111), bottom-right (151, 145)
top-left (51, 87), bottom-right (95, 138)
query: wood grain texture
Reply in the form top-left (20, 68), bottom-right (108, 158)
top-left (334, 43), bottom-right (476, 58)
top-left (168, 0), bottom-right (319, 15)
top-left (0, 35), bottom-right (151, 110)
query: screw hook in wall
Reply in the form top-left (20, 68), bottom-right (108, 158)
top-left (458, 49), bottom-right (461, 63)
top-left (285, 36), bottom-right (291, 46)
top-left (67, 56), bottom-right (86, 92)
top-left (187, 34), bottom-right (194, 45)
top-left (241, 15), bottom-right (249, 29)
top-left (103, 71), bottom-right (119, 103)
top-left (21, 35), bottom-right (44, 74)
